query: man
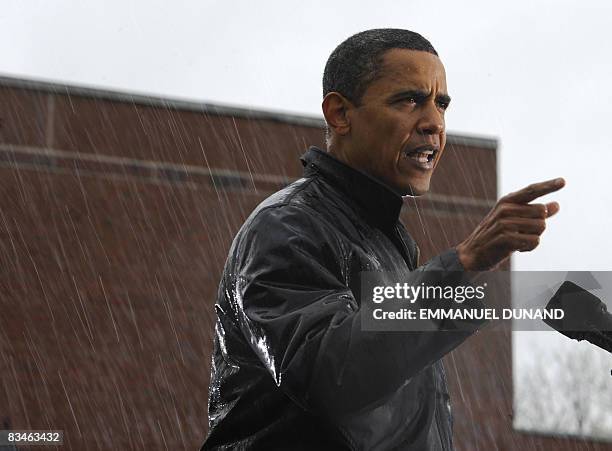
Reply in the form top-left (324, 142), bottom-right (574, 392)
top-left (201, 29), bottom-right (564, 450)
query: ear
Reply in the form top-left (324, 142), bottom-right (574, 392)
top-left (322, 92), bottom-right (352, 138)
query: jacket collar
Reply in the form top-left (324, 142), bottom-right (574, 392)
top-left (300, 146), bottom-right (404, 228)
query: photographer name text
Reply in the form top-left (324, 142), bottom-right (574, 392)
top-left (372, 307), bottom-right (564, 321)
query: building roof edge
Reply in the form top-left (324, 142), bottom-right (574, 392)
top-left (0, 73), bottom-right (498, 149)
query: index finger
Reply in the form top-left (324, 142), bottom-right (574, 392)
top-left (502, 178), bottom-right (565, 204)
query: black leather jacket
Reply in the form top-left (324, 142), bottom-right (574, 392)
top-left (202, 146), bottom-right (483, 450)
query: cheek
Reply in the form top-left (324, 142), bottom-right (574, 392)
top-left (358, 111), bottom-right (415, 168)
top-left (364, 109), bottom-right (404, 133)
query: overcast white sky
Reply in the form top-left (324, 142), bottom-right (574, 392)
top-left (2, 0), bottom-right (611, 272)
top-left (2, 0), bottom-right (611, 437)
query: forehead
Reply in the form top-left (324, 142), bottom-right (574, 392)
top-left (363, 48), bottom-right (447, 97)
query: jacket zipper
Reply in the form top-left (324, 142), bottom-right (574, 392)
top-left (393, 224), bottom-right (418, 270)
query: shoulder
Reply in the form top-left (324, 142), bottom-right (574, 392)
top-left (239, 176), bottom-right (340, 241)
top-left (226, 178), bottom-right (346, 272)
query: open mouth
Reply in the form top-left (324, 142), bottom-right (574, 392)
top-left (403, 146), bottom-right (439, 167)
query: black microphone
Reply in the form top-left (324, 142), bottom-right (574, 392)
top-left (543, 280), bottom-right (612, 354)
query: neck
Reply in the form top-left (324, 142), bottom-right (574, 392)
top-left (327, 141), bottom-right (355, 170)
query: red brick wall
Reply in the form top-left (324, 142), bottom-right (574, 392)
top-left (0, 81), bottom-right (606, 450)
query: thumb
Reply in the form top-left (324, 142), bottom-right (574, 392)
top-left (545, 201), bottom-right (560, 218)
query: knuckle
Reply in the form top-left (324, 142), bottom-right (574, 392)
top-left (497, 203), bottom-right (510, 217)
top-left (517, 235), bottom-right (539, 251)
top-left (538, 220), bottom-right (546, 233)
top-left (535, 204), bottom-right (547, 218)
top-left (499, 219), bottom-right (515, 232)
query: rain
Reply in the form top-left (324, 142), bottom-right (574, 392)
top-left (1, 1), bottom-right (612, 450)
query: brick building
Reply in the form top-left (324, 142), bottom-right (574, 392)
top-left (0, 76), bottom-right (607, 449)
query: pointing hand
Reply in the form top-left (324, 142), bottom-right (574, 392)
top-left (456, 177), bottom-right (566, 271)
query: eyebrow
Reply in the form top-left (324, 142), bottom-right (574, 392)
top-left (387, 89), bottom-right (452, 105)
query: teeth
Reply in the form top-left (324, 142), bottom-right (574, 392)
top-left (406, 148), bottom-right (435, 155)
top-left (409, 152), bottom-right (430, 163)
top-left (404, 148), bottom-right (437, 166)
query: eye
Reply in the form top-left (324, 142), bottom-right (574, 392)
top-left (436, 100), bottom-right (450, 111)
top-left (394, 96), bottom-right (421, 109)
top-left (396, 97), bottom-right (417, 105)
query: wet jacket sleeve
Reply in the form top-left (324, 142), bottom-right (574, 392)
top-left (227, 204), bottom-right (482, 419)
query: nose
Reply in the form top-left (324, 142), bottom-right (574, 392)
top-left (416, 103), bottom-right (444, 136)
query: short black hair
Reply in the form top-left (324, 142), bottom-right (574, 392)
top-left (323, 28), bottom-right (438, 106)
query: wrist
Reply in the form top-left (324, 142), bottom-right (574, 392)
top-left (455, 243), bottom-right (474, 271)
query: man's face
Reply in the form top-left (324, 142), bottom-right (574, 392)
top-left (344, 49), bottom-right (449, 196)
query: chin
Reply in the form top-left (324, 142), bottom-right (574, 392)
top-left (386, 175), bottom-right (430, 197)
top-left (400, 182), bottom-right (430, 197)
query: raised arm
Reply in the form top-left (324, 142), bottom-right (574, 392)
top-left (224, 204), bottom-right (484, 419)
